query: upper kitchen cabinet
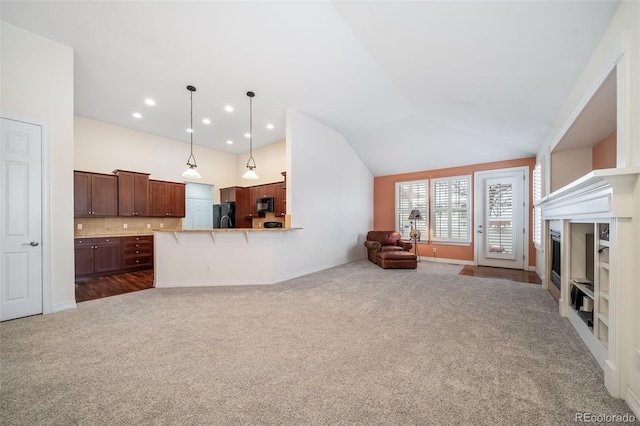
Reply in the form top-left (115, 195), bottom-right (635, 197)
top-left (113, 170), bottom-right (150, 217)
top-left (274, 182), bottom-right (286, 217)
top-left (74, 171), bottom-right (118, 217)
top-left (220, 187), bottom-right (238, 203)
top-left (149, 180), bottom-right (186, 217)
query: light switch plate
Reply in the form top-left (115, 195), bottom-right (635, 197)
top-left (123, 223), bottom-right (128, 229)
top-left (147, 224), bottom-right (151, 229)
top-left (160, 223), bottom-right (164, 228)
top-left (77, 224), bottom-right (82, 230)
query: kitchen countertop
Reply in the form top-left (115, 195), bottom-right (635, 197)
top-left (74, 232), bottom-right (155, 238)
top-left (154, 228), bottom-right (301, 232)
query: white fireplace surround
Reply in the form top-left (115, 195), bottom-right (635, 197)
top-left (537, 167), bottom-right (639, 399)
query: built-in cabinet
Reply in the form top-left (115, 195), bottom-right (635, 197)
top-left (220, 176), bottom-right (287, 227)
top-left (74, 170), bottom-right (185, 218)
top-left (74, 237), bottom-right (123, 276)
top-left (538, 169), bottom-right (639, 398)
top-left (122, 235), bottom-right (154, 270)
top-left (73, 172), bottom-right (118, 217)
top-left (567, 221), bottom-right (610, 350)
top-left (149, 180), bottom-right (186, 217)
top-left (114, 170), bottom-right (150, 217)
top-left (75, 235), bottom-right (153, 278)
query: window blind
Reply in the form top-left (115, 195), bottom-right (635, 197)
top-left (431, 176), bottom-right (470, 242)
top-left (533, 163), bottom-right (542, 247)
top-left (395, 180), bottom-right (428, 240)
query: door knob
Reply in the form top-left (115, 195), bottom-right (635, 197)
top-left (22, 241), bottom-right (39, 247)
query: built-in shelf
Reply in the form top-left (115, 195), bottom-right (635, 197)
top-left (600, 262), bottom-right (610, 270)
top-left (599, 239), bottom-right (610, 247)
top-left (600, 291), bottom-right (610, 301)
top-left (571, 279), bottom-right (594, 299)
top-left (598, 313), bottom-right (610, 328)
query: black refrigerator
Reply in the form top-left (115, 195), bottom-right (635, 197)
top-left (212, 203), bottom-right (236, 228)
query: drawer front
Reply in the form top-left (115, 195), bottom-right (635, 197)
top-left (95, 237), bottom-right (121, 245)
top-left (123, 245), bottom-right (153, 256)
top-left (123, 235), bottom-right (153, 244)
top-left (75, 238), bottom-right (95, 246)
top-left (123, 255), bottom-right (153, 268)
top-left (123, 241), bottom-right (152, 251)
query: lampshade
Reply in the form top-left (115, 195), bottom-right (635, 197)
top-left (242, 91), bottom-right (259, 180)
top-left (182, 85), bottom-right (201, 179)
top-left (242, 168), bottom-right (259, 180)
top-left (408, 209), bottom-right (422, 220)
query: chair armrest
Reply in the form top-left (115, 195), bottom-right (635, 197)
top-left (364, 240), bottom-right (381, 251)
top-left (398, 240), bottom-right (413, 251)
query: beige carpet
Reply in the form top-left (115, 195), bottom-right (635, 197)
top-left (1, 260), bottom-right (635, 425)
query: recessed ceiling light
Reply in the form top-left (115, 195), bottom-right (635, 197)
top-left (132, 112), bottom-right (142, 119)
top-left (202, 118), bottom-right (211, 125)
top-left (266, 124), bottom-right (274, 129)
top-left (226, 140), bottom-right (233, 145)
top-left (244, 133), bottom-right (251, 138)
top-left (225, 106), bottom-right (234, 112)
top-left (187, 128), bottom-right (194, 133)
top-left (145, 99), bottom-right (155, 106)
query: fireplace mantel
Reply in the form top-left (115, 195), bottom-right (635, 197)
top-left (537, 167), bottom-right (639, 220)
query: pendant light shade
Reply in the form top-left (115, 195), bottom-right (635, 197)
top-left (182, 85), bottom-right (201, 179)
top-left (242, 91), bottom-right (259, 180)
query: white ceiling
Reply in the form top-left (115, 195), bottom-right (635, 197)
top-left (0, 1), bottom-right (620, 176)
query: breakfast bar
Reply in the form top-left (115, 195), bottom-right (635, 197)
top-left (153, 228), bottom-right (302, 287)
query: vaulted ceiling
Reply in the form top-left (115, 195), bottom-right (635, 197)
top-left (1, 1), bottom-right (620, 176)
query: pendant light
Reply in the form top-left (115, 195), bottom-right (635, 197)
top-left (182, 85), bottom-right (201, 179)
top-left (242, 91), bottom-right (259, 180)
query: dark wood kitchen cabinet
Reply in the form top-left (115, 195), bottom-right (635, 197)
top-left (274, 182), bottom-right (286, 217)
top-left (74, 237), bottom-right (122, 277)
top-left (122, 235), bottom-right (154, 269)
top-left (113, 170), bottom-right (150, 217)
top-left (220, 187), bottom-right (237, 203)
top-left (74, 171), bottom-right (118, 217)
top-left (149, 180), bottom-right (186, 217)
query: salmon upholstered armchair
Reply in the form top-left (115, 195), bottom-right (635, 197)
top-left (364, 231), bottom-right (412, 264)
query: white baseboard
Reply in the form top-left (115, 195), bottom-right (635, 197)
top-left (419, 256), bottom-right (474, 266)
top-left (625, 387), bottom-right (640, 419)
top-left (52, 301), bottom-right (76, 313)
top-left (155, 255), bottom-right (366, 288)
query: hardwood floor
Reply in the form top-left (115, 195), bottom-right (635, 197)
top-left (459, 265), bottom-right (542, 284)
top-left (75, 269), bottom-right (154, 303)
top-left (76, 265), bottom-right (540, 303)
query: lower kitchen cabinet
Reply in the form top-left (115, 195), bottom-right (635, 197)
top-left (75, 237), bottom-right (122, 276)
top-left (122, 235), bottom-right (154, 269)
top-left (75, 235), bottom-right (153, 278)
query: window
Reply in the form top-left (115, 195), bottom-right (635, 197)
top-left (431, 175), bottom-right (471, 243)
top-left (395, 180), bottom-right (428, 240)
top-left (533, 163), bottom-right (542, 248)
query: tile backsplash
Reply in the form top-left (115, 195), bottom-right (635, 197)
top-left (74, 217), bottom-right (182, 237)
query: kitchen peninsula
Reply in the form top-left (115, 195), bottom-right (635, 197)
top-left (154, 227), bottom-right (302, 287)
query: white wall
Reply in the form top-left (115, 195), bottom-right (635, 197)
top-left (76, 117), bottom-right (286, 203)
top-left (0, 22), bottom-right (75, 311)
top-left (272, 109), bottom-right (373, 280)
top-left (235, 139), bottom-right (286, 186)
top-left (75, 116), bottom-right (239, 203)
top-left (536, 0), bottom-right (640, 408)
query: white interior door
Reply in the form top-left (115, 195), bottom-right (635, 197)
top-left (474, 168), bottom-right (528, 270)
top-left (1, 118), bottom-right (43, 321)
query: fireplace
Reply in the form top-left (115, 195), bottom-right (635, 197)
top-left (550, 230), bottom-right (561, 290)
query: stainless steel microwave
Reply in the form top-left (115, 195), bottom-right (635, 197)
top-left (256, 197), bottom-right (274, 213)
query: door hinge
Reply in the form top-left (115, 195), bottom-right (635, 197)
top-left (523, 228), bottom-right (525, 234)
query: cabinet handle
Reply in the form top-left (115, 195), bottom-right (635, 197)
top-left (136, 260), bottom-right (139, 263)
top-left (136, 244), bottom-right (139, 247)
top-left (136, 251), bottom-right (139, 254)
